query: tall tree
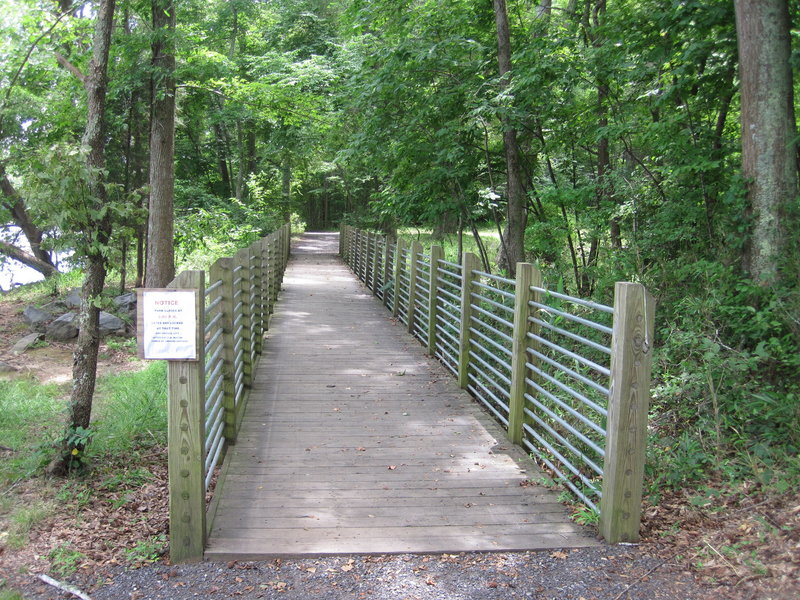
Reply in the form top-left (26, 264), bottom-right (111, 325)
top-left (146, 0), bottom-right (176, 287)
top-left (734, 0), bottom-right (798, 285)
top-left (493, 0), bottom-right (526, 275)
top-left (49, 0), bottom-right (116, 474)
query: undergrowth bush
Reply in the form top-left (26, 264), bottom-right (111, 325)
top-left (647, 261), bottom-right (800, 494)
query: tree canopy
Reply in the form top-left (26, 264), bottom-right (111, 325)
top-left (1, 0), bottom-right (798, 489)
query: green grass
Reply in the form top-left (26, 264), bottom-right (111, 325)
top-left (0, 379), bottom-right (66, 484)
top-left (396, 226), bottom-right (502, 265)
top-left (5, 501), bottom-right (56, 549)
top-left (1, 270), bottom-right (84, 304)
top-left (90, 361), bottom-right (167, 456)
top-left (0, 589), bottom-right (26, 600)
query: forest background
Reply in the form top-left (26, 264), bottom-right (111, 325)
top-left (1, 0), bottom-right (799, 586)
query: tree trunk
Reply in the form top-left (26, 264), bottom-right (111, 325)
top-left (145, 0), bottom-right (176, 288)
top-left (734, 0), bottom-right (798, 285)
top-left (493, 0), bottom-right (526, 276)
top-left (0, 166), bottom-right (56, 274)
top-left (0, 238), bottom-right (58, 277)
top-left (49, 0), bottom-right (116, 475)
top-left (281, 156), bottom-right (292, 223)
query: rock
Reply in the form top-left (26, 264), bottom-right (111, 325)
top-left (64, 289), bottom-right (83, 309)
top-left (113, 292), bottom-right (137, 313)
top-left (12, 332), bottom-right (43, 355)
top-left (22, 306), bottom-right (52, 332)
top-left (99, 311), bottom-right (126, 337)
top-left (41, 299), bottom-right (68, 313)
top-left (0, 361), bottom-right (18, 374)
top-left (46, 312), bottom-right (79, 341)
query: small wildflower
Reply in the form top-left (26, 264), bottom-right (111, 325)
top-left (71, 448), bottom-right (79, 456)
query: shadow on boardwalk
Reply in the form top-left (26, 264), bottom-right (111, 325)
top-left (206, 232), bottom-right (599, 559)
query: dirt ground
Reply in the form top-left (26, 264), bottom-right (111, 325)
top-left (1, 298), bottom-right (798, 600)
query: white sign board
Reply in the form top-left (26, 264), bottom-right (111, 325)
top-left (137, 289), bottom-right (198, 360)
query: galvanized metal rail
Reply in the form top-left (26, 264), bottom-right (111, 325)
top-left (341, 225), bottom-right (654, 544)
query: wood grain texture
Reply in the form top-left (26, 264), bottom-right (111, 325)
top-left (205, 233), bottom-right (599, 559)
top-left (600, 282), bottom-right (655, 543)
top-left (167, 270), bottom-right (206, 563)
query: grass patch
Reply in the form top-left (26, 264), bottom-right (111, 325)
top-left (396, 226), bottom-right (502, 265)
top-left (90, 361), bottom-right (167, 457)
top-left (1, 270), bottom-right (84, 305)
top-left (4, 500), bottom-right (56, 549)
top-left (0, 379), bottom-right (66, 484)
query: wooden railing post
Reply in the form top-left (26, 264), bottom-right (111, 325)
top-left (458, 252), bottom-right (479, 389)
top-left (234, 248), bottom-right (253, 389)
top-left (600, 282), bottom-right (654, 543)
top-left (383, 235), bottom-right (393, 308)
top-left (211, 257), bottom-right (238, 442)
top-left (167, 270), bottom-right (206, 563)
top-left (427, 245), bottom-right (444, 355)
top-left (366, 232), bottom-right (375, 291)
top-left (393, 237), bottom-right (406, 318)
top-left (259, 237), bottom-right (271, 331)
top-left (407, 240), bottom-right (422, 334)
top-left (508, 262), bottom-right (538, 444)
top-left (373, 235), bottom-right (383, 296)
top-left (249, 240), bottom-right (264, 356)
top-left (285, 222), bottom-right (291, 263)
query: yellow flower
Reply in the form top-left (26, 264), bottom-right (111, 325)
top-left (71, 448), bottom-right (79, 456)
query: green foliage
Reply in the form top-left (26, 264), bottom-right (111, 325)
top-left (124, 534), bottom-right (167, 566)
top-left (0, 379), bottom-right (64, 484)
top-left (48, 543), bottom-right (86, 577)
top-left (5, 501), bottom-right (55, 550)
top-left (91, 362), bottom-right (168, 455)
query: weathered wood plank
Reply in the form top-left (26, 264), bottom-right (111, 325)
top-left (205, 232), bottom-right (600, 559)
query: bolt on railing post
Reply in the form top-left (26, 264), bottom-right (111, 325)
top-left (600, 282), bottom-right (654, 543)
top-left (458, 252), bottom-right (479, 389)
top-left (407, 240), bottom-right (422, 334)
top-left (393, 237), bottom-right (406, 318)
top-left (427, 245), bottom-right (444, 356)
top-left (167, 269), bottom-right (206, 563)
top-left (508, 262), bottom-right (538, 445)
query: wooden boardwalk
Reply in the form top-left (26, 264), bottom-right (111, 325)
top-left (205, 232), bottom-right (599, 559)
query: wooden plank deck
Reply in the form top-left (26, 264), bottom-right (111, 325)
top-left (204, 232), bottom-right (600, 559)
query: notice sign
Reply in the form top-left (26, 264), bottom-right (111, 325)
top-left (137, 289), bottom-right (198, 360)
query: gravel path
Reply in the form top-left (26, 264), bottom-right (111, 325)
top-left (12, 546), bottom-right (712, 600)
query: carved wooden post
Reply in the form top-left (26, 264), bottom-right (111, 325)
top-left (167, 270), bottom-right (206, 563)
top-left (600, 282), bottom-right (654, 543)
top-left (427, 245), bottom-right (444, 355)
top-left (458, 252), bottom-right (479, 389)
